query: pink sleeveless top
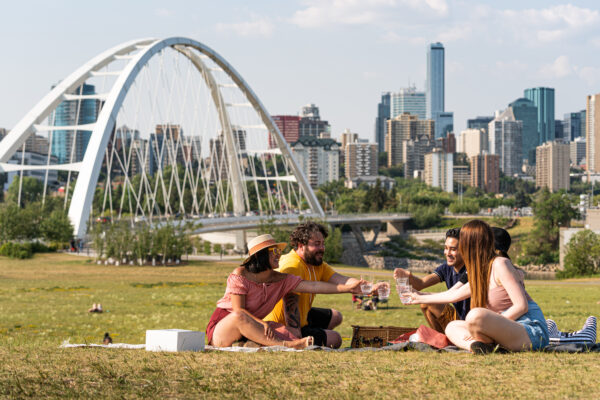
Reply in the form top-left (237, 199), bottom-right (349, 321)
top-left (487, 284), bottom-right (532, 313)
top-left (216, 273), bottom-right (302, 319)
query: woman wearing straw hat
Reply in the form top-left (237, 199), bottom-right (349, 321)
top-left (206, 234), bottom-right (364, 349)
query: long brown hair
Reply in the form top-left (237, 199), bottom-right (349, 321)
top-left (459, 220), bottom-right (497, 308)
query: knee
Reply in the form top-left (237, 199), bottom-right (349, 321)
top-left (326, 330), bottom-right (342, 349)
top-left (328, 309), bottom-right (343, 329)
top-left (465, 308), bottom-right (487, 330)
top-left (230, 310), bottom-right (250, 324)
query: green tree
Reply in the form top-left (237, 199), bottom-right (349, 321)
top-left (558, 230), bottom-right (600, 278)
top-left (39, 210), bottom-right (74, 243)
top-left (6, 176), bottom-right (44, 206)
top-left (324, 227), bottom-right (343, 263)
top-left (521, 189), bottom-right (578, 264)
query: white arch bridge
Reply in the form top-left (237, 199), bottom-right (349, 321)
top-left (0, 37), bottom-right (328, 240)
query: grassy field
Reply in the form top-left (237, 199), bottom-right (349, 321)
top-left (1, 253), bottom-right (600, 398)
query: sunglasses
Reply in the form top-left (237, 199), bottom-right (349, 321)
top-left (269, 247), bottom-right (282, 256)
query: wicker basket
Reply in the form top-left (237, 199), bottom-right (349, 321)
top-left (350, 325), bottom-right (416, 348)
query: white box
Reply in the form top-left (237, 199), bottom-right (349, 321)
top-left (145, 329), bottom-right (205, 352)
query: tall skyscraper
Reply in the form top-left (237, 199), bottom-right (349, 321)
top-left (587, 93), bottom-right (600, 175)
top-left (488, 108), bottom-right (523, 176)
top-left (374, 92), bottom-right (391, 152)
top-left (508, 98), bottom-right (538, 162)
top-left (524, 87), bottom-right (555, 146)
top-left (426, 43), bottom-right (444, 120)
top-left (51, 83), bottom-right (100, 163)
top-left (536, 141), bottom-right (570, 192)
top-left (290, 137), bottom-right (339, 188)
top-left (426, 42), bottom-right (453, 138)
top-left (563, 112), bottom-right (584, 141)
top-left (390, 86), bottom-right (426, 120)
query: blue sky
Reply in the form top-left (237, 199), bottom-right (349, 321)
top-left (2, 0), bottom-right (600, 140)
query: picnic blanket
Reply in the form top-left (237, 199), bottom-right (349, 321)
top-left (60, 341), bottom-right (600, 353)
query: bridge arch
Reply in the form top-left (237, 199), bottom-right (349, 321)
top-left (0, 37), bottom-right (323, 237)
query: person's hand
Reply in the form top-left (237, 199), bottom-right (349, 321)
top-left (406, 291), bottom-right (423, 304)
top-left (263, 322), bottom-right (274, 340)
top-left (346, 279), bottom-right (366, 295)
top-left (371, 281), bottom-right (389, 293)
top-left (393, 268), bottom-right (410, 280)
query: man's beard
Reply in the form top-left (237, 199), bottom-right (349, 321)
top-left (304, 248), bottom-right (324, 266)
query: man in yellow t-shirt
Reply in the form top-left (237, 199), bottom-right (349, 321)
top-left (263, 222), bottom-right (360, 348)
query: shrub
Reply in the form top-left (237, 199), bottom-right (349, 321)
top-left (324, 227), bottom-right (343, 263)
top-left (558, 230), bottom-right (600, 278)
top-left (0, 242), bottom-right (33, 259)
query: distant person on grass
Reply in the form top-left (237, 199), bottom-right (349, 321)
top-left (206, 234), bottom-right (363, 349)
top-left (393, 228), bottom-right (470, 333)
top-left (264, 222), bottom-right (376, 348)
top-left (408, 220), bottom-right (549, 353)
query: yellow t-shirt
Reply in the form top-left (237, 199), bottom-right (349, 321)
top-left (263, 249), bottom-right (335, 327)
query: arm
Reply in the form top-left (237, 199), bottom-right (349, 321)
top-left (493, 258), bottom-right (529, 320)
top-left (295, 278), bottom-right (363, 294)
top-left (393, 268), bottom-right (441, 291)
top-left (409, 283), bottom-right (471, 305)
top-left (282, 293), bottom-right (301, 338)
top-left (230, 293), bottom-right (275, 340)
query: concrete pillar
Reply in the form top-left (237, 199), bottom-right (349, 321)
top-left (387, 221), bottom-right (405, 236)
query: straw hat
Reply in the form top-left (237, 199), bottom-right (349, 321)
top-left (242, 234), bottom-right (287, 264)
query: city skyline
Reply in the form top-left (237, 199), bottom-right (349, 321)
top-left (1, 1), bottom-right (600, 142)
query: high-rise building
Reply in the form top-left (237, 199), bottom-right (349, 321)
top-left (0, 128), bottom-right (7, 140)
top-left (564, 112), bottom-right (584, 141)
top-left (524, 87), bottom-right (555, 146)
top-left (424, 149), bottom-right (453, 193)
top-left (488, 108), bottom-right (523, 176)
top-left (436, 132), bottom-right (455, 153)
top-left (570, 136), bottom-right (586, 167)
top-left (290, 137), bottom-right (339, 188)
top-left (426, 42), bottom-right (453, 138)
top-left (374, 92), bottom-right (391, 153)
top-left (457, 128), bottom-right (487, 159)
top-left (467, 116), bottom-right (494, 132)
top-left (587, 93), bottom-right (600, 175)
top-left (453, 164), bottom-right (470, 187)
top-left (340, 129), bottom-right (359, 150)
top-left (402, 135), bottom-right (435, 179)
top-left (25, 133), bottom-right (49, 155)
top-left (345, 141), bottom-right (378, 179)
top-left (390, 86), bottom-right (426, 120)
top-left (51, 83), bottom-right (100, 163)
top-left (536, 141), bottom-right (570, 192)
top-left (471, 153), bottom-right (500, 193)
top-left (426, 43), bottom-right (444, 120)
top-left (508, 98), bottom-right (538, 162)
top-left (269, 115), bottom-right (300, 148)
top-left (386, 113), bottom-right (434, 166)
top-left (299, 104), bottom-right (330, 138)
top-left (555, 120), bottom-right (565, 140)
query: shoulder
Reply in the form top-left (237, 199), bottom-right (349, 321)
top-left (434, 263), bottom-right (449, 276)
top-left (232, 267), bottom-right (245, 276)
top-left (278, 251), bottom-right (304, 274)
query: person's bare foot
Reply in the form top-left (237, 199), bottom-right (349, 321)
top-left (284, 336), bottom-right (314, 350)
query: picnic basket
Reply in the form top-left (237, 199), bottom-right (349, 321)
top-left (350, 325), bottom-right (416, 348)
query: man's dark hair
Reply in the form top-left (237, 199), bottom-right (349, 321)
top-left (445, 228), bottom-right (460, 240)
top-left (289, 221), bottom-right (328, 249)
top-left (242, 247), bottom-right (271, 273)
top-left (492, 227), bottom-right (511, 257)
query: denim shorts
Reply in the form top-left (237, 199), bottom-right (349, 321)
top-left (515, 300), bottom-right (549, 350)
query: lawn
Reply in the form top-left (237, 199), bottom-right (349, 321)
top-left (1, 253), bottom-right (599, 398)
